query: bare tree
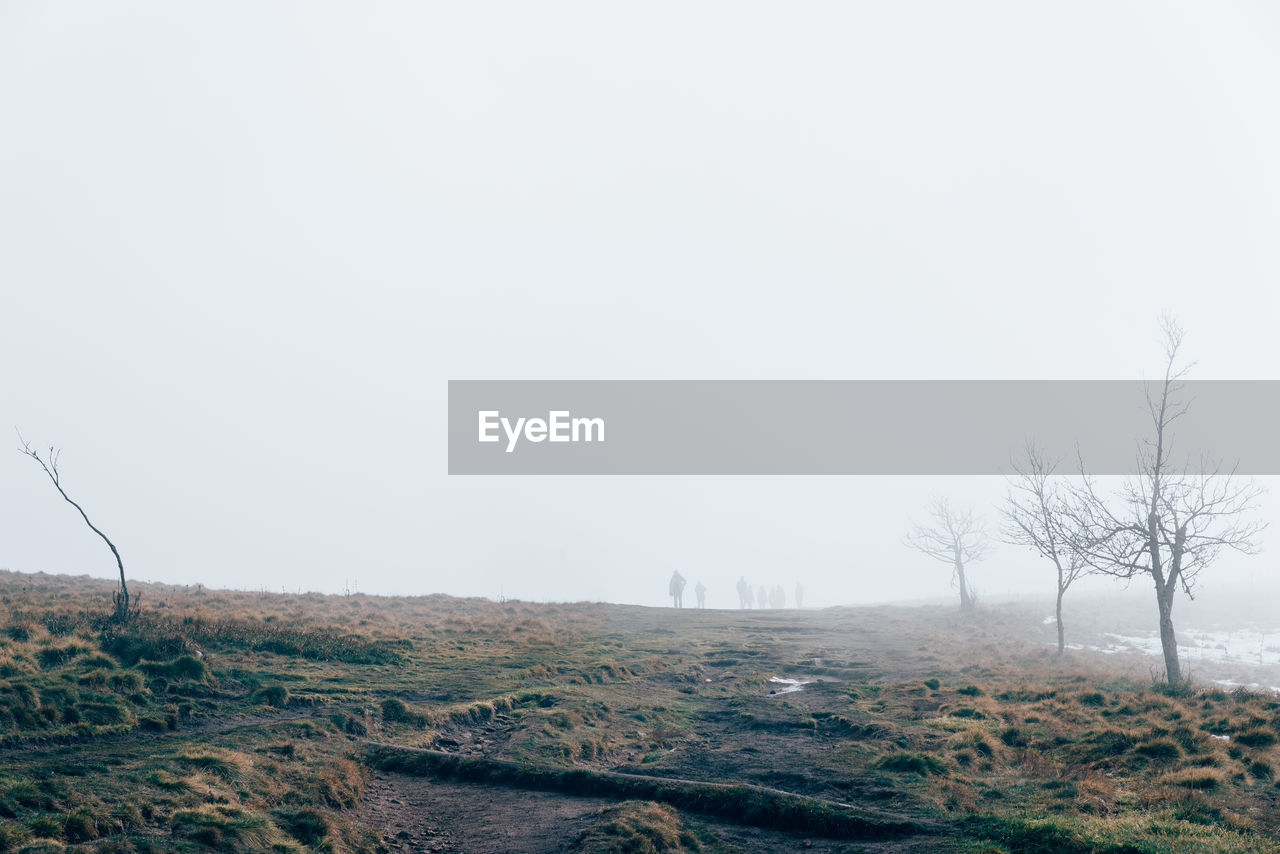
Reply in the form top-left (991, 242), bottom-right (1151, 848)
top-left (18, 434), bottom-right (136, 623)
top-left (1064, 320), bottom-right (1266, 683)
top-left (1002, 442), bottom-right (1087, 655)
top-left (906, 497), bottom-right (990, 611)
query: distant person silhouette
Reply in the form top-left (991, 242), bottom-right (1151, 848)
top-left (694, 580), bottom-right (707, 609)
top-left (757, 586), bottom-right (768, 609)
top-left (736, 576), bottom-right (750, 609)
top-left (669, 570), bottom-right (687, 608)
top-left (770, 585), bottom-right (785, 609)
top-left (794, 582), bottom-right (804, 609)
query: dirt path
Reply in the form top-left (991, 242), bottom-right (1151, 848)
top-left (359, 771), bottom-right (956, 854)
top-left (360, 772), bottom-right (615, 853)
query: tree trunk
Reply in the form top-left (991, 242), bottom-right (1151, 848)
top-left (1156, 586), bottom-right (1182, 683)
top-left (955, 556), bottom-right (973, 611)
top-left (113, 585), bottom-right (131, 624)
top-left (1145, 511), bottom-right (1182, 683)
top-left (1055, 586), bottom-right (1065, 656)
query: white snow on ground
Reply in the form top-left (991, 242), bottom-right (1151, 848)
top-left (768, 677), bottom-right (814, 694)
top-left (1058, 624), bottom-right (1280, 694)
top-left (1213, 679), bottom-right (1280, 694)
top-left (1062, 643), bottom-right (1119, 655)
top-left (1100, 628), bottom-right (1280, 667)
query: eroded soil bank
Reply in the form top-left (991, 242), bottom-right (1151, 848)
top-left (359, 771), bottom-right (951, 854)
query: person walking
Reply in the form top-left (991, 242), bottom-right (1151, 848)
top-left (669, 570), bottom-right (687, 608)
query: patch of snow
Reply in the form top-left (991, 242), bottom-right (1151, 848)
top-left (1096, 628), bottom-right (1280, 667)
top-left (1053, 642), bottom-right (1116, 655)
top-left (768, 677), bottom-right (814, 695)
top-left (1214, 679), bottom-right (1280, 696)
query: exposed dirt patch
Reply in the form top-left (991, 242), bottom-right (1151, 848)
top-left (360, 772), bottom-right (613, 853)
top-left (611, 704), bottom-right (910, 808)
top-left (360, 771), bottom-right (954, 853)
top-left (427, 716), bottom-right (517, 758)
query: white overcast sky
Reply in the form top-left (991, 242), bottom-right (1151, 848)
top-left (1, 3), bottom-right (1277, 608)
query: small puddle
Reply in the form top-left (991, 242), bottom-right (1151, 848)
top-left (768, 677), bottom-right (813, 695)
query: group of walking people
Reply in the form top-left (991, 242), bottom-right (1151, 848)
top-left (668, 571), bottom-right (705, 608)
top-left (736, 577), bottom-right (803, 610)
top-left (667, 571), bottom-right (804, 610)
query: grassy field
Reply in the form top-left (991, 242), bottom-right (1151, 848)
top-left (0, 569), bottom-right (1278, 853)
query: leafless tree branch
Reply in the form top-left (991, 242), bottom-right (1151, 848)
top-left (1001, 440), bottom-right (1089, 654)
top-left (17, 429), bottom-right (136, 623)
top-left (906, 496), bottom-right (989, 611)
top-left (1060, 321), bottom-right (1266, 683)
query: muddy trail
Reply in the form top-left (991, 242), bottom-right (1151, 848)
top-left (344, 606), bottom-right (1086, 854)
top-left (359, 770), bottom-right (954, 854)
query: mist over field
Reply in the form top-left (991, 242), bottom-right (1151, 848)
top-left (2, 3), bottom-right (1278, 609)
top-left (2, 5), bottom-right (1280, 851)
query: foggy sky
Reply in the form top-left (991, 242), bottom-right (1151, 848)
top-left (2, 3), bottom-right (1277, 608)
